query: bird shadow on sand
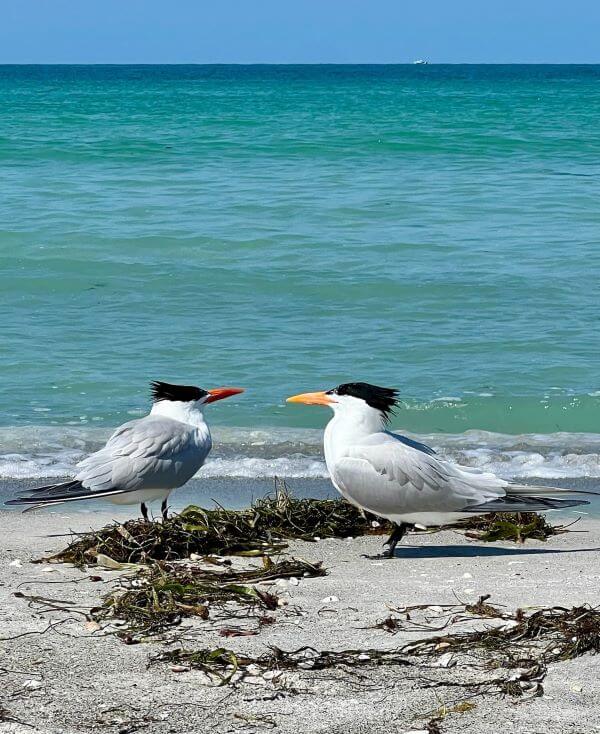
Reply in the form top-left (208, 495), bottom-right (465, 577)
top-left (363, 545), bottom-right (600, 560)
top-left (394, 545), bottom-right (600, 559)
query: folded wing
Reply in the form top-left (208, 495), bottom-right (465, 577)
top-left (6, 416), bottom-right (209, 507)
top-left (332, 435), bottom-right (590, 517)
top-left (332, 436), bottom-right (510, 518)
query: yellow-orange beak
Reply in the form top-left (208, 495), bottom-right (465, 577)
top-left (286, 390), bottom-right (333, 406)
top-left (206, 387), bottom-right (245, 404)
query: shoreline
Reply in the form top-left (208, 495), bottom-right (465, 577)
top-left (1, 510), bottom-right (599, 733)
top-left (2, 476), bottom-right (600, 520)
top-left (5, 426), bottom-right (600, 490)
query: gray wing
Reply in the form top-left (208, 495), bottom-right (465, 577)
top-left (331, 436), bottom-right (507, 517)
top-left (75, 415), bottom-right (210, 493)
top-left (6, 416), bottom-right (211, 508)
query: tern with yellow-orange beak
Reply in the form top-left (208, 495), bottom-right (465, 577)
top-left (6, 381), bottom-right (244, 520)
top-left (287, 382), bottom-right (594, 557)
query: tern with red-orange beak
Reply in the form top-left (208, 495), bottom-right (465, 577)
top-left (7, 381), bottom-right (244, 520)
top-left (287, 382), bottom-right (594, 557)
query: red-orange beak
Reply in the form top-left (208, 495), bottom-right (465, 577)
top-left (206, 387), bottom-right (245, 404)
top-left (286, 390), bottom-right (334, 406)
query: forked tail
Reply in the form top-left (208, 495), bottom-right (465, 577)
top-left (463, 482), bottom-right (598, 513)
top-left (5, 480), bottom-right (124, 512)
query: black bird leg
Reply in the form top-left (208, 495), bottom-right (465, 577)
top-left (141, 502), bottom-right (150, 523)
top-left (161, 498), bottom-right (169, 521)
top-left (383, 522), bottom-right (410, 558)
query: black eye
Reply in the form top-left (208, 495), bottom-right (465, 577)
top-left (325, 389), bottom-right (337, 395)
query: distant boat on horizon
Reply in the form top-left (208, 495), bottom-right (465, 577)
top-left (413, 59), bottom-right (429, 65)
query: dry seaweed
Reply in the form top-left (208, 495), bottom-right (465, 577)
top-left (417, 700), bottom-right (476, 734)
top-left (38, 482), bottom-right (390, 567)
top-left (373, 596), bottom-right (508, 635)
top-left (93, 556), bottom-right (325, 637)
top-left (151, 604), bottom-right (600, 694)
top-left (464, 594), bottom-right (503, 618)
top-left (454, 512), bottom-right (570, 542)
top-left (403, 604), bottom-right (600, 666)
top-left (36, 483), bottom-right (572, 569)
top-left (151, 644), bottom-right (413, 683)
top-left (0, 703), bottom-right (31, 729)
top-left (425, 719), bottom-right (443, 734)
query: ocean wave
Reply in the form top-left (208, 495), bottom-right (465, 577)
top-left (200, 456), bottom-right (328, 479)
top-left (0, 452), bottom-right (329, 481)
top-left (1, 425), bottom-right (600, 481)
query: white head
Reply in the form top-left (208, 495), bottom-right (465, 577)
top-left (286, 382), bottom-right (399, 431)
top-left (149, 381), bottom-right (244, 425)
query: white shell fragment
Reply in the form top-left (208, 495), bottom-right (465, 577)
top-left (430, 652), bottom-right (456, 668)
top-left (22, 680), bottom-right (43, 690)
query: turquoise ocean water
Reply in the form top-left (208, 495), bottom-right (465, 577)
top-left (2, 65), bottom-right (600, 491)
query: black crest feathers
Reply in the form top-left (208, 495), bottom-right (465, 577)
top-left (150, 381), bottom-right (207, 403)
top-left (333, 382), bottom-right (399, 419)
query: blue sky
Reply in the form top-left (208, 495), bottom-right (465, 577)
top-left (2, 0), bottom-right (599, 64)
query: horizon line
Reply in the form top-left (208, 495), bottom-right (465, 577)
top-left (0, 61), bottom-right (599, 66)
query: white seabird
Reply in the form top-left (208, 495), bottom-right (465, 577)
top-left (287, 382), bottom-right (594, 557)
top-left (6, 381), bottom-right (244, 520)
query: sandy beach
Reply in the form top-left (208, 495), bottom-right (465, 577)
top-left (1, 509), bottom-right (599, 734)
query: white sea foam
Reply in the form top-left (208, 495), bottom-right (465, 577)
top-left (199, 457), bottom-right (328, 479)
top-left (447, 448), bottom-right (600, 480)
top-left (1, 425), bottom-right (600, 481)
top-left (0, 451), bottom-right (84, 479)
top-left (0, 453), bottom-right (329, 481)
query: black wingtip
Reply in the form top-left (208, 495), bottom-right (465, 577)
top-left (463, 496), bottom-right (590, 513)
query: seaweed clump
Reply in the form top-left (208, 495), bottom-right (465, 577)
top-left (403, 604), bottom-right (600, 664)
top-left (37, 484), bottom-right (571, 569)
top-left (94, 556), bottom-right (325, 638)
top-left (39, 483), bottom-right (391, 567)
top-left (454, 512), bottom-right (570, 543)
top-left (151, 604), bottom-right (600, 692)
